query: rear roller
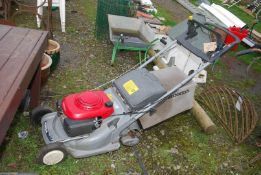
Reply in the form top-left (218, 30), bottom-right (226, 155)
top-left (30, 106), bottom-right (53, 125)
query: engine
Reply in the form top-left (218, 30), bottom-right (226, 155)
top-left (60, 90), bottom-right (114, 137)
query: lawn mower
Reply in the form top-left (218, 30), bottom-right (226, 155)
top-left (31, 17), bottom-right (239, 165)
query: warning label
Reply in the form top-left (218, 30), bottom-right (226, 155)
top-left (123, 80), bottom-right (139, 95)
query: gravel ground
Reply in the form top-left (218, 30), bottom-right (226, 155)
top-left (153, 0), bottom-right (190, 22)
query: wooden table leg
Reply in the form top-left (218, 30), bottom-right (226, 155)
top-left (30, 65), bottom-right (41, 108)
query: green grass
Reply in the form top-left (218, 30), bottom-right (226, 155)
top-left (224, 5), bottom-right (261, 33)
top-left (153, 3), bottom-right (176, 26)
top-left (1, 81), bottom-right (261, 174)
top-left (80, 0), bottom-right (97, 22)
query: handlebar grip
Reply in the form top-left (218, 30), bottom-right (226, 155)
top-left (160, 38), bottom-right (167, 45)
top-left (236, 48), bottom-right (261, 56)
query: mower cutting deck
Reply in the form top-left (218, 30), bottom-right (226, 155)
top-left (31, 17), bottom-right (240, 165)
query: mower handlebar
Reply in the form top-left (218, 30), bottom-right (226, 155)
top-left (176, 18), bottom-right (240, 63)
top-left (236, 48), bottom-right (261, 56)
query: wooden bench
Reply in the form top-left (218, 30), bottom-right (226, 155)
top-left (0, 25), bottom-right (48, 144)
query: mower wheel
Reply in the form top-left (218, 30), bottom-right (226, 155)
top-left (30, 106), bottom-right (53, 125)
top-left (37, 143), bottom-right (67, 165)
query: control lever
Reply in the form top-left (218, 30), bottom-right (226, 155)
top-left (186, 16), bottom-right (198, 39)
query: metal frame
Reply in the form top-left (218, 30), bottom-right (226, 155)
top-left (111, 37), bottom-right (158, 65)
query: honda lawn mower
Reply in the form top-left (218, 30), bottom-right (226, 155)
top-left (31, 17), bottom-right (239, 165)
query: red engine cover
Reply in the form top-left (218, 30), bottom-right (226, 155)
top-left (62, 90), bottom-right (114, 120)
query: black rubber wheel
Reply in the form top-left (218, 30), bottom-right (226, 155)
top-left (30, 106), bottom-right (53, 125)
top-left (37, 142), bottom-right (67, 165)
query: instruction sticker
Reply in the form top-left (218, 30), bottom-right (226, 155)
top-left (123, 80), bottom-right (139, 95)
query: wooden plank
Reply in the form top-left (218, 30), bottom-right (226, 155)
top-left (0, 27), bottom-right (29, 69)
top-left (0, 24), bottom-right (11, 40)
top-left (0, 30), bottom-right (48, 144)
top-left (0, 29), bottom-right (42, 104)
top-left (191, 100), bottom-right (216, 134)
